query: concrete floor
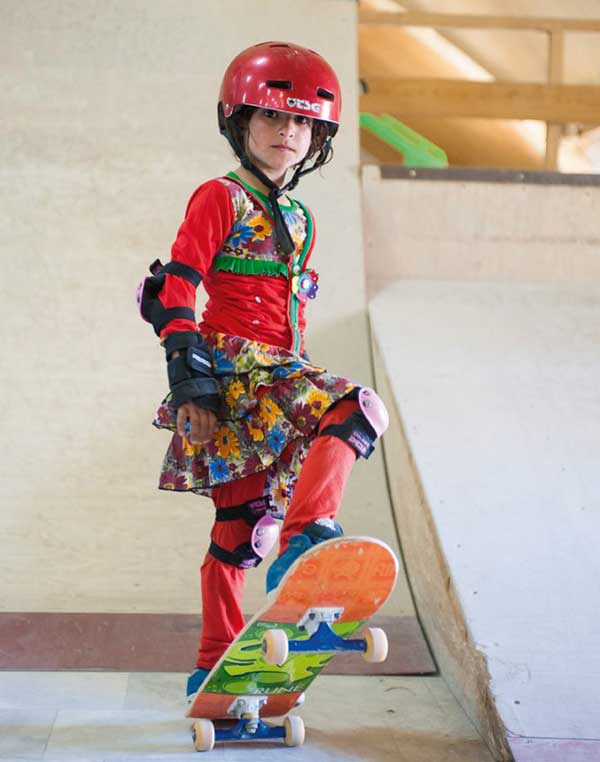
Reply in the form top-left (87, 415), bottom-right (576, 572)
top-left (1, 671), bottom-right (496, 761)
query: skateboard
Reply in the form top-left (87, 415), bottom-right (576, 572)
top-left (186, 535), bottom-right (399, 752)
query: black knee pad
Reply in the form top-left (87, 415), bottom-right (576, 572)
top-left (320, 387), bottom-right (389, 459)
top-left (209, 496), bottom-right (280, 569)
top-left (208, 540), bottom-right (262, 569)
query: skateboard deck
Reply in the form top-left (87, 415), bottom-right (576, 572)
top-left (187, 535), bottom-right (399, 724)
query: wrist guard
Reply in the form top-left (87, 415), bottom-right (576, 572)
top-left (164, 332), bottom-right (220, 412)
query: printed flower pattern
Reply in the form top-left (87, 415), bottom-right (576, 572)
top-left (232, 190), bottom-right (252, 220)
top-left (222, 182), bottom-right (307, 265)
top-left (306, 389), bottom-right (330, 414)
top-left (283, 208), bottom-right (307, 253)
top-left (212, 348), bottom-right (235, 374)
top-left (271, 477), bottom-right (289, 506)
top-left (161, 474), bottom-right (191, 491)
top-left (153, 332), bottom-right (356, 513)
top-left (225, 379), bottom-right (245, 410)
top-left (259, 396), bottom-right (283, 429)
top-left (267, 425), bottom-right (286, 453)
top-left (209, 457), bottom-right (229, 482)
top-left (247, 421), bottom-right (265, 443)
top-left (229, 221), bottom-right (254, 248)
top-left (272, 362), bottom-right (305, 381)
top-left (291, 402), bottom-right (318, 431)
top-left (214, 426), bottom-right (241, 459)
top-left (183, 438), bottom-right (205, 457)
top-left (248, 213), bottom-right (272, 241)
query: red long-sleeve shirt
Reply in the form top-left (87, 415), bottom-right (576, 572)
top-left (158, 176), bottom-right (315, 355)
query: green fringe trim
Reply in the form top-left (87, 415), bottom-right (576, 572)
top-left (213, 255), bottom-right (289, 278)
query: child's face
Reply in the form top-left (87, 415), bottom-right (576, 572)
top-left (244, 108), bottom-right (313, 180)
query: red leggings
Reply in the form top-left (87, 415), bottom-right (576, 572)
top-left (196, 398), bottom-right (359, 669)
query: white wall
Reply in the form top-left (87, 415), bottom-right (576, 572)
top-left (363, 165), bottom-right (600, 296)
top-left (0, 1), bottom-right (405, 615)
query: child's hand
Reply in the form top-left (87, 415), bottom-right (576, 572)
top-left (176, 402), bottom-right (218, 445)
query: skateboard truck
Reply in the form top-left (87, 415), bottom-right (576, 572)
top-left (297, 606), bottom-right (344, 637)
top-left (191, 697), bottom-right (304, 751)
top-left (262, 606), bottom-right (389, 665)
top-left (294, 606), bottom-right (380, 655)
top-left (227, 696), bottom-right (268, 730)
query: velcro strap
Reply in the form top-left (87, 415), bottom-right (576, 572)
top-left (215, 496), bottom-right (272, 525)
top-left (167, 351), bottom-right (213, 388)
top-left (170, 377), bottom-right (219, 402)
top-left (152, 306), bottom-right (196, 334)
top-left (163, 261), bottom-right (203, 288)
top-left (163, 331), bottom-right (201, 357)
top-left (320, 411), bottom-right (376, 460)
top-left (187, 346), bottom-right (212, 373)
top-left (208, 541), bottom-right (262, 569)
top-left (167, 356), bottom-right (190, 387)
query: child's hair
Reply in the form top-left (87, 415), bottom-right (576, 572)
top-left (228, 106), bottom-right (332, 165)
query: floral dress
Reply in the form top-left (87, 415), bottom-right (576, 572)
top-left (153, 174), bottom-right (356, 514)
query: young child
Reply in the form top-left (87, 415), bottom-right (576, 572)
top-left (137, 41), bottom-right (388, 700)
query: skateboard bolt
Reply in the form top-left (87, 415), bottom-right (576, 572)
top-left (255, 540), bottom-right (262, 548)
top-left (257, 528), bottom-right (264, 535)
top-left (309, 613), bottom-right (316, 620)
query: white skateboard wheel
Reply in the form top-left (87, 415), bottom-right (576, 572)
top-left (363, 627), bottom-right (389, 663)
top-left (262, 628), bottom-right (289, 666)
top-left (284, 715), bottom-right (305, 747)
top-left (192, 719), bottom-right (215, 752)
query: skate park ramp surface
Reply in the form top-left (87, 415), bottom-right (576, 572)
top-left (369, 279), bottom-right (600, 762)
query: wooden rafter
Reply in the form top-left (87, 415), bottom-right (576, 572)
top-left (360, 79), bottom-right (600, 124)
top-left (359, 9), bottom-right (600, 33)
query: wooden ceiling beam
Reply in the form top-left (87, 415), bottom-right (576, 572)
top-left (359, 9), bottom-right (600, 34)
top-left (360, 79), bottom-right (600, 123)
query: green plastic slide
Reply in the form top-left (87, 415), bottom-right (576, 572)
top-left (360, 112), bottom-right (448, 168)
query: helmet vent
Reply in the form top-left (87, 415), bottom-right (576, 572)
top-left (317, 87), bottom-right (335, 101)
top-left (266, 80), bottom-right (292, 90)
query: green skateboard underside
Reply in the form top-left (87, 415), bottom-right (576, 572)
top-left (202, 618), bottom-right (363, 696)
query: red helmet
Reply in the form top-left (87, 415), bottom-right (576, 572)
top-left (219, 41), bottom-right (341, 135)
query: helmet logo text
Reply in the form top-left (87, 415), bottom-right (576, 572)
top-left (287, 97), bottom-right (322, 114)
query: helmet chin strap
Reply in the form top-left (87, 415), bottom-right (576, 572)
top-left (224, 121), bottom-right (332, 255)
